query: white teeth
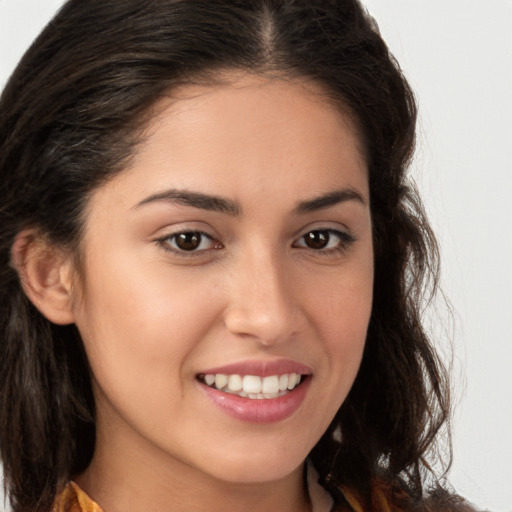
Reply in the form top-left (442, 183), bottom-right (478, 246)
top-left (262, 375), bottom-right (279, 394)
top-left (215, 374), bottom-right (228, 389)
top-left (278, 374), bottom-right (289, 391)
top-left (201, 372), bottom-right (304, 398)
top-left (227, 374), bottom-right (243, 392)
top-left (288, 373), bottom-right (299, 390)
top-left (243, 375), bottom-right (262, 394)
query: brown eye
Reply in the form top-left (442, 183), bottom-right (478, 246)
top-left (303, 230), bottom-right (330, 249)
top-left (175, 232), bottom-right (203, 251)
top-left (160, 231), bottom-right (217, 253)
top-left (293, 229), bottom-right (355, 252)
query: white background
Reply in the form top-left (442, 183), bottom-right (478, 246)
top-left (1, 1), bottom-right (511, 511)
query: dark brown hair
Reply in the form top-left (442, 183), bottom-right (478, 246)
top-left (0, 1), bottom-right (450, 511)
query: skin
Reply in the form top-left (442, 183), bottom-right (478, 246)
top-left (68, 73), bottom-right (374, 512)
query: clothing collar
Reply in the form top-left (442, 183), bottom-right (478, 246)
top-left (53, 463), bottom-right (336, 512)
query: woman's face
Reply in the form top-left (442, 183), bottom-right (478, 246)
top-left (71, 74), bottom-right (373, 485)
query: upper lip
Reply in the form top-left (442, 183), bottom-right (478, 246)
top-left (198, 359), bottom-right (313, 378)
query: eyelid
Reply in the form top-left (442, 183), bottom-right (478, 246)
top-left (292, 227), bottom-right (356, 253)
top-left (155, 229), bottom-right (222, 256)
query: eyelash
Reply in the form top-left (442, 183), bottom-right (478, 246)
top-left (292, 229), bottom-right (356, 255)
top-left (156, 231), bottom-right (220, 256)
top-left (155, 228), bottom-right (355, 257)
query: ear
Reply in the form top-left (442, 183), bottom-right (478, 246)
top-left (11, 230), bottom-right (76, 325)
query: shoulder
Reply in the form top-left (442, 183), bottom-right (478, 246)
top-left (417, 489), bottom-right (485, 512)
top-left (332, 479), bottom-right (483, 512)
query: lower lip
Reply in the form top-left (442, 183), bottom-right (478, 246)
top-left (199, 377), bottom-right (311, 424)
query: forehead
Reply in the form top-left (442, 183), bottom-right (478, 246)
top-left (154, 72), bottom-right (365, 156)
top-left (87, 73), bottom-right (369, 218)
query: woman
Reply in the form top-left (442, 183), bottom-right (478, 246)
top-left (0, 1), bottom-right (475, 511)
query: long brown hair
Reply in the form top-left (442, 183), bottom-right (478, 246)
top-left (0, 1), bottom-right (450, 510)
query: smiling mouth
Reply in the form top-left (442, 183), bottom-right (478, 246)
top-left (197, 373), bottom-right (304, 400)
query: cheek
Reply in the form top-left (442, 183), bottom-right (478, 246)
top-left (72, 252), bottom-right (224, 397)
top-left (307, 254), bottom-right (373, 386)
top-left (322, 294), bottom-right (370, 385)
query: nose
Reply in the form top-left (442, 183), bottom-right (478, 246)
top-left (223, 247), bottom-right (301, 346)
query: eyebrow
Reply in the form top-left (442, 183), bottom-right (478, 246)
top-left (134, 187), bottom-right (365, 215)
top-left (135, 189), bottom-right (241, 215)
top-left (295, 188), bottom-right (366, 214)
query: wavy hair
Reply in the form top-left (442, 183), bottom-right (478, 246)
top-left (0, 1), bottom-right (450, 511)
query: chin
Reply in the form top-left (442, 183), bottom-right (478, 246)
top-left (197, 439), bottom-right (310, 485)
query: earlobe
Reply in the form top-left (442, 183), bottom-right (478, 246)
top-left (11, 230), bottom-right (76, 325)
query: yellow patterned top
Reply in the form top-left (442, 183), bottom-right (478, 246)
top-left (52, 482), bottom-right (102, 512)
top-left (51, 478), bottom-right (396, 512)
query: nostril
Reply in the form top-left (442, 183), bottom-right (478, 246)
top-left (223, 303), bottom-right (298, 346)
